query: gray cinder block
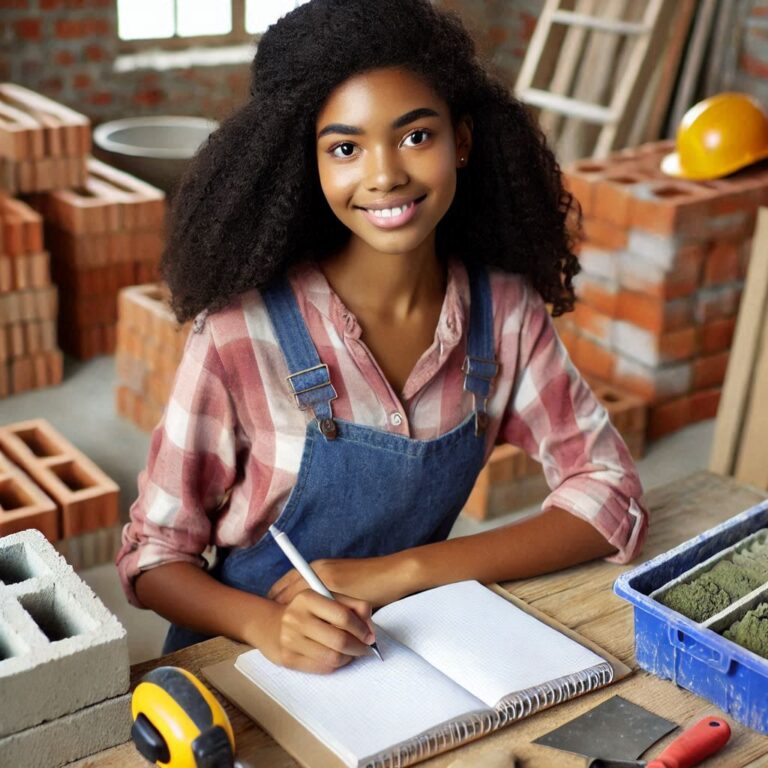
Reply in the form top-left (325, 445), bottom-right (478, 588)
top-left (0, 529), bottom-right (129, 738)
top-left (0, 692), bottom-right (132, 768)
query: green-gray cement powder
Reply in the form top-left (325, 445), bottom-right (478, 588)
top-left (659, 534), bottom-right (768, 622)
top-left (723, 603), bottom-right (768, 659)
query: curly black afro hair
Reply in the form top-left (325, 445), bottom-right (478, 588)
top-left (163, 0), bottom-right (581, 323)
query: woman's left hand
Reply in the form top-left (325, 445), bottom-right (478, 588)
top-left (267, 555), bottom-right (413, 608)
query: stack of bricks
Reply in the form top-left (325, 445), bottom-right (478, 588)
top-left (0, 195), bottom-right (62, 396)
top-left (0, 529), bottom-right (131, 767)
top-left (559, 140), bottom-right (768, 439)
top-left (463, 378), bottom-right (647, 520)
top-left (0, 419), bottom-right (121, 571)
top-left (26, 157), bottom-right (165, 359)
top-left (0, 83), bottom-right (89, 195)
top-left (116, 283), bottom-right (190, 433)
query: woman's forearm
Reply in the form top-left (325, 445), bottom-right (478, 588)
top-left (396, 506), bottom-right (617, 595)
top-left (134, 561), bottom-right (281, 647)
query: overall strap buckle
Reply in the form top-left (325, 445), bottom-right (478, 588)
top-left (285, 364), bottom-right (338, 440)
top-left (462, 355), bottom-right (499, 436)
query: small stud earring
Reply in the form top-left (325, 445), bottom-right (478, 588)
top-left (459, 156), bottom-right (465, 164)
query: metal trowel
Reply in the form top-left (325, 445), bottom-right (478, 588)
top-left (534, 697), bottom-right (730, 766)
top-left (588, 716), bottom-right (731, 767)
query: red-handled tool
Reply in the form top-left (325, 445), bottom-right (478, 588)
top-left (587, 716), bottom-right (731, 768)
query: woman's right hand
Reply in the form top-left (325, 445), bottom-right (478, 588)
top-left (259, 591), bottom-right (376, 674)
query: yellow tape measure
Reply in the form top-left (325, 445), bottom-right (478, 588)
top-left (131, 666), bottom-right (236, 768)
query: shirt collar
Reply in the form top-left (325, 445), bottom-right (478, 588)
top-left (290, 257), bottom-right (468, 351)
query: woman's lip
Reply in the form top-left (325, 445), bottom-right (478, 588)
top-left (357, 195), bottom-right (426, 229)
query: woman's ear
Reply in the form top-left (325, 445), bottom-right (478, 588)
top-left (456, 114), bottom-right (473, 167)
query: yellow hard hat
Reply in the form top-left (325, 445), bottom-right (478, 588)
top-left (661, 92), bottom-right (768, 180)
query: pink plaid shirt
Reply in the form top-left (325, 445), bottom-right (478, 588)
top-left (117, 259), bottom-right (647, 607)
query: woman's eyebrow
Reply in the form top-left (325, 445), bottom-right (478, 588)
top-left (317, 107), bottom-right (440, 139)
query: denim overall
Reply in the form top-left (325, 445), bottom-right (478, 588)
top-left (163, 265), bottom-right (498, 653)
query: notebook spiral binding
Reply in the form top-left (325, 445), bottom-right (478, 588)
top-left (364, 662), bottom-right (614, 768)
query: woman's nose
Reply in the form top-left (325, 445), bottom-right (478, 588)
top-left (364, 146), bottom-right (408, 191)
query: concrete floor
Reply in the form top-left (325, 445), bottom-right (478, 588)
top-left (0, 354), bottom-right (717, 664)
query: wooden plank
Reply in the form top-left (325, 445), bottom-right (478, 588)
top-left (734, 304), bottom-right (768, 489)
top-left (710, 207), bottom-right (768, 477)
top-left (666, 0), bottom-right (718, 137)
top-left (633, 0), bottom-right (695, 144)
top-left (596, 0), bottom-right (679, 154)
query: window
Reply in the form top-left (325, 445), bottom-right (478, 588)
top-left (117, 0), bottom-right (311, 50)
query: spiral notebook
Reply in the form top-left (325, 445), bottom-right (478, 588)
top-left (202, 581), bottom-right (627, 768)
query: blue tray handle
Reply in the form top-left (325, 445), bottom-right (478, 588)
top-left (668, 626), bottom-right (733, 674)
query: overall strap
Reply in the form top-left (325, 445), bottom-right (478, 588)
top-left (261, 278), bottom-right (339, 440)
top-left (462, 264), bottom-right (499, 436)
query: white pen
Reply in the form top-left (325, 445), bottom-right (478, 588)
top-left (269, 525), bottom-right (383, 661)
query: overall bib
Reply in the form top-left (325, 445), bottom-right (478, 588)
top-left (163, 265), bottom-right (499, 653)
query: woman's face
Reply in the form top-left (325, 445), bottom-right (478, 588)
top-left (315, 67), bottom-right (471, 257)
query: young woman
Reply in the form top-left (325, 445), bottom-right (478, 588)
top-left (117, 0), bottom-right (647, 673)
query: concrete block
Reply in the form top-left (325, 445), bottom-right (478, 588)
top-left (0, 691), bottom-right (131, 768)
top-left (0, 529), bottom-right (129, 737)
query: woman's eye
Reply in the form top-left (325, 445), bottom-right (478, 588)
top-left (402, 129), bottom-right (431, 147)
top-left (331, 142), bottom-right (357, 158)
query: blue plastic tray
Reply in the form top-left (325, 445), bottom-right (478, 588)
top-left (614, 498), bottom-right (768, 732)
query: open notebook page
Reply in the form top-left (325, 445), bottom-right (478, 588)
top-left (235, 629), bottom-right (489, 768)
top-left (374, 580), bottom-right (608, 707)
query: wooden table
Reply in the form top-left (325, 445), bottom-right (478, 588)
top-left (76, 472), bottom-right (768, 767)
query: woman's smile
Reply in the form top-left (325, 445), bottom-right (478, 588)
top-left (356, 194), bottom-right (427, 229)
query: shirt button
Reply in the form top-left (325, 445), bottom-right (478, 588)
top-left (390, 412), bottom-right (403, 426)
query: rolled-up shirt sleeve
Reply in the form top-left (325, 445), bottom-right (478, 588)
top-left (115, 320), bottom-right (238, 608)
top-left (499, 285), bottom-right (648, 563)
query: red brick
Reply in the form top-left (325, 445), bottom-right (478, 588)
top-left (694, 176), bottom-right (764, 215)
top-left (689, 388), bottom-right (721, 423)
top-left (54, 17), bottom-right (108, 38)
top-left (703, 240), bottom-right (742, 286)
top-left (133, 89), bottom-right (165, 107)
top-left (648, 396), bottom-right (691, 440)
top-left (73, 73), bottom-right (91, 90)
top-left (695, 287), bottom-right (741, 324)
top-left (619, 244), bottom-right (704, 300)
top-left (576, 275), bottom-right (619, 317)
top-left (617, 292), bottom-right (693, 334)
top-left (575, 335), bottom-right (616, 381)
top-left (54, 49), bottom-right (76, 66)
top-left (573, 301), bottom-right (613, 344)
top-left (593, 173), bottom-right (648, 228)
top-left (84, 43), bottom-right (107, 61)
top-left (564, 161), bottom-right (610, 217)
top-left (14, 18), bottom-right (41, 40)
top-left (629, 180), bottom-right (713, 236)
top-left (583, 217), bottom-right (629, 251)
top-left (692, 351), bottom-right (730, 390)
top-left (698, 317), bottom-right (737, 355)
top-left (89, 91), bottom-right (112, 106)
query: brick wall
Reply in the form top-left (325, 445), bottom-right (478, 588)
top-left (0, 0), bottom-right (251, 125)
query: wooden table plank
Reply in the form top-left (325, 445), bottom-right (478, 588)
top-left (72, 472), bottom-right (768, 767)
